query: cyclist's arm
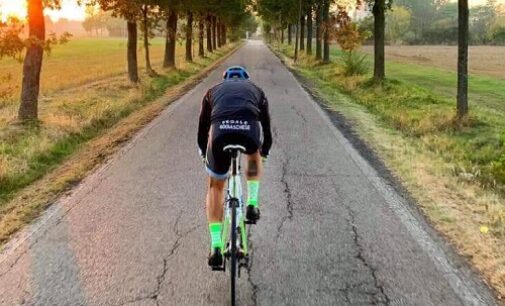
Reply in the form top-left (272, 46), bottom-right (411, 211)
top-left (259, 93), bottom-right (272, 157)
top-left (198, 91), bottom-right (212, 156)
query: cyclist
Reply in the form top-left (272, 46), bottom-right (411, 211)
top-left (198, 66), bottom-right (272, 267)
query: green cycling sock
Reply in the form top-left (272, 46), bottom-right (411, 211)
top-left (247, 180), bottom-right (260, 208)
top-left (209, 223), bottom-right (223, 250)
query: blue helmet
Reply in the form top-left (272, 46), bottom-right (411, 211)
top-left (223, 66), bottom-right (250, 80)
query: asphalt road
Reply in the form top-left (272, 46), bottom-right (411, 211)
top-left (0, 41), bottom-right (499, 306)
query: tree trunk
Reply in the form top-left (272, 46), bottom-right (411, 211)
top-left (323, 0), bottom-right (330, 63)
top-left (127, 21), bottom-right (139, 83)
top-left (306, 6), bottom-right (313, 55)
top-left (294, 0), bottom-right (301, 61)
top-left (142, 5), bottom-right (155, 76)
top-left (217, 20), bottom-right (222, 48)
top-left (316, 3), bottom-right (322, 60)
top-left (281, 27), bottom-right (285, 44)
top-left (212, 16), bottom-right (217, 50)
top-left (457, 0), bottom-right (469, 117)
top-left (186, 11), bottom-right (193, 62)
top-left (199, 16), bottom-right (205, 58)
top-left (19, 0), bottom-right (45, 121)
top-left (222, 24), bottom-right (227, 45)
top-left (206, 14), bottom-right (213, 53)
top-left (163, 10), bottom-right (177, 68)
top-left (300, 14), bottom-right (305, 51)
top-left (288, 24), bottom-right (292, 45)
top-left (373, 0), bottom-right (386, 81)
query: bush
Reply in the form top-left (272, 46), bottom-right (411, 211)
top-left (342, 52), bottom-right (369, 76)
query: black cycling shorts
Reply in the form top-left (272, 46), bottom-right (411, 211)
top-left (206, 120), bottom-right (262, 179)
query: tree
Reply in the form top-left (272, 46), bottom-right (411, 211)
top-left (372, 0), bottom-right (386, 80)
top-left (185, 10), bottom-right (193, 62)
top-left (1, 1), bottom-right (71, 121)
top-left (300, 13), bottom-right (305, 51)
top-left (140, 3), bottom-right (159, 76)
top-left (92, 0), bottom-right (143, 83)
top-left (198, 14), bottom-right (205, 58)
top-left (163, 8), bottom-right (177, 68)
top-left (457, 0), bottom-right (469, 118)
top-left (19, 0), bottom-right (47, 120)
top-left (306, 4), bottom-right (313, 54)
top-left (359, 0), bottom-right (392, 81)
top-left (395, 0), bottom-right (436, 43)
top-left (206, 14), bottom-right (213, 52)
top-left (386, 5), bottom-right (411, 44)
top-left (315, 2), bottom-right (322, 59)
top-left (322, 0), bottom-right (330, 63)
top-left (470, 1), bottom-right (497, 44)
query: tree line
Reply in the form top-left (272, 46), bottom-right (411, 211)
top-left (360, 0), bottom-right (505, 45)
top-left (258, 0), bottom-right (471, 119)
top-left (0, 0), bottom-right (254, 121)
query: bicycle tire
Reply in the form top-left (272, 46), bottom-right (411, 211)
top-left (230, 198), bottom-right (238, 306)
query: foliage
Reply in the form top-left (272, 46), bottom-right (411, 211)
top-left (0, 17), bottom-right (25, 61)
top-left (385, 5), bottom-right (411, 44)
top-left (371, 0), bottom-right (505, 45)
top-left (342, 51), bottom-right (369, 75)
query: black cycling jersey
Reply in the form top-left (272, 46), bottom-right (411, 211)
top-left (198, 79), bottom-right (272, 157)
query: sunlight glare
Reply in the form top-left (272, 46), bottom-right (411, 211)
top-left (0, 0), bottom-right (85, 22)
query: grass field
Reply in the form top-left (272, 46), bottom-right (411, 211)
top-left (0, 38), bottom-right (170, 113)
top-left (0, 38), bottom-right (237, 241)
top-left (361, 45), bottom-right (505, 80)
top-left (273, 43), bottom-right (505, 297)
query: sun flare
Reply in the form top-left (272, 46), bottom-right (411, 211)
top-left (0, 0), bottom-right (85, 22)
top-left (0, 1), bottom-right (26, 21)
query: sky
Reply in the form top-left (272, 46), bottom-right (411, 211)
top-left (0, 0), bottom-right (86, 22)
top-left (1, 0), bottom-right (504, 23)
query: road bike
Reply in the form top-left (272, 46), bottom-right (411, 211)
top-left (212, 144), bottom-right (256, 306)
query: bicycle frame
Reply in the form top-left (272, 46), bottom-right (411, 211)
top-left (222, 151), bottom-right (249, 260)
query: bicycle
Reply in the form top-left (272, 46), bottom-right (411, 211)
top-left (211, 144), bottom-right (256, 306)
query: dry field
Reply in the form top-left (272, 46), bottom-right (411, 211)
top-left (361, 45), bottom-right (505, 80)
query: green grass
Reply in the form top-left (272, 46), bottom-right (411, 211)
top-left (275, 43), bottom-right (505, 195)
top-left (0, 42), bottom-right (236, 211)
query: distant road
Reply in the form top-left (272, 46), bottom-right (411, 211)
top-left (0, 40), bottom-right (498, 306)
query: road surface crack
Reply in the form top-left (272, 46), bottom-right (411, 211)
top-left (246, 227), bottom-right (259, 306)
top-left (291, 105), bottom-right (308, 123)
top-left (276, 156), bottom-right (294, 239)
top-left (345, 206), bottom-right (390, 305)
top-left (115, 212), bottom-right (201, 306)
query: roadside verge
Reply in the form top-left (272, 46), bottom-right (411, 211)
top-left (270, 45), bottom-right (505, 301)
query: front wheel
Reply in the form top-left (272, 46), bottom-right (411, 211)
top-left (230, 199), bottom-right (238, 306)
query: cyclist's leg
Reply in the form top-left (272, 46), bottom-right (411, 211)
top-left (246, 151), bottom-right (263, 206)
top-left (206, 176), bottom-right (226, 262)
top-left (205, 130), bottom-right (231, 266)
top-left (207, 177), bottom-right (226, 223)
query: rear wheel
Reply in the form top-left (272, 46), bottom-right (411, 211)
top-left (230, 199), bottom-right (238, 306)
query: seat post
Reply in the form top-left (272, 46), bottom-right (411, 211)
top-left (231, 150), bottom-right (238, 176)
